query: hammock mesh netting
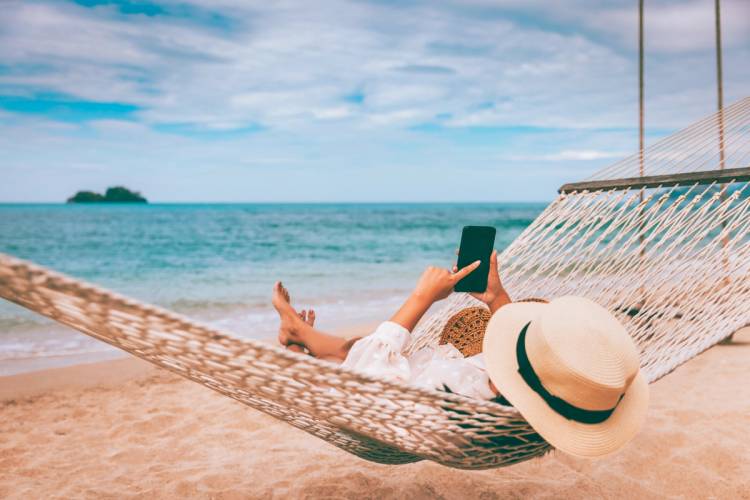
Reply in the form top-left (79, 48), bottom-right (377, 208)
top-left (1, 97), bottom-right (749, 470)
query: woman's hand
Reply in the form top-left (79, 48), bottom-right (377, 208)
top-left (390, 260), bottom-right (481, 332)
top-left (453, 250), bottom-right (511, 313)
top-left (412, 261), bottom-right (481, 305)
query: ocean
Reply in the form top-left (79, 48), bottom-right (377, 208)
top-left (0, 203), bottom-right (545, 375)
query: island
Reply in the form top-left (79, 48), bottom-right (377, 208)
top-left (67, 186), bottom-right (148, 204)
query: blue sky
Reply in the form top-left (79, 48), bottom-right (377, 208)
top-left (1, 0), bottom-right (749, 202)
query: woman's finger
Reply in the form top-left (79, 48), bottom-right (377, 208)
top-left (490, 250), bottom-right (498, 272)
top-left (451, 260), bottom-right (481, 282)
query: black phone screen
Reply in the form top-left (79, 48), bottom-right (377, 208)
top-left (454, 226), bottom-right (496, 293)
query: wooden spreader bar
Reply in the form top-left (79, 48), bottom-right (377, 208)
top-left (559, 166), bottom-right (750, 194)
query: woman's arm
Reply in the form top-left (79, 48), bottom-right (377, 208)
top-left (390, 261), bottom-right (481, 332)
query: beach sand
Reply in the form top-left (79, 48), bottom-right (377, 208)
top-left (1, 327), bottom-right (749, 499)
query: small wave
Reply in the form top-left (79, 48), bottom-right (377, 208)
top-left (0, 315), bottom-right (54, 331)
top-left (168, 298), bottom-right (267, 313)
top-left (0, 337), bottom-right (114, 361)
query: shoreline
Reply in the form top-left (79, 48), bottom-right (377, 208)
top-left (0, 321), bottom-right (380, 386)
top-left (0, 302), bottom-right (388, 377)
top-left (0, 356), bottom-right (157, 401)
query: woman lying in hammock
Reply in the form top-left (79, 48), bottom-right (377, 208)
top-left (273, 251), bottom-right (507, 400)
top-left (275, 252), bottom-right (650, 456)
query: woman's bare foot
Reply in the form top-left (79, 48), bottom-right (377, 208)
top-left (273, 282), bottom-right (350, 361)
top-left (285, 310), bottom-right (316, 353)
top-left (273, 281), bottom-right (309, 351)
top-left (294, 310), bottom-right (316, 353)
top-left (299, 309), bottom-right (316, 326)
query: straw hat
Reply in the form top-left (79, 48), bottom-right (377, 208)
top-left (440, 299), bottom-right (549, 357)
top-left (440, 307), bottom-right (491, 357)
top-left (482, 296), bottom-right (649, 458)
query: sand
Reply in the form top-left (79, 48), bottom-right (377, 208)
top-left (1, 328), bottom-right (749, 499)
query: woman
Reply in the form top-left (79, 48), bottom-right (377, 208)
top-left (273, 253), bottom-right (650, 458)
top-left (273, 250), bottom-right (508, 400)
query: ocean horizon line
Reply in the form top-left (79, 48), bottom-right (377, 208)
top-left (0, 200), bottom-right (552, 205)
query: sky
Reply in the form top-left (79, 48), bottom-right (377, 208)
top-left (0, 0), bottom-right (749, 202)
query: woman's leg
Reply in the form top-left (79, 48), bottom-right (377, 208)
top-left (273, 263), bottom-right (455, 361)
top-left (284, 309), bottom-right (315, 353)
top-left (273, 282), bottom-right (352, 361)
top-left (273, 261), bottom-right (465, 362)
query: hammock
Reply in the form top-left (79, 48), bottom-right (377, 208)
top-left (1, 97), bottom-right (749, 470)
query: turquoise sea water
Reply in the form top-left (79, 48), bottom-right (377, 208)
top-left (0, 203), bottom-right (544, 374)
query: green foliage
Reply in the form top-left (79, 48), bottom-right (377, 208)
top-left (103, 186), bottom-right (147, 203)
top-left (67, 186), bottom-right (147, 203)
top-left (66, 191), bottom-right (105, 203)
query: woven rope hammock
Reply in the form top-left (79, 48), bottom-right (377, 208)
top-left (1, 97), bottom-right (749, 470)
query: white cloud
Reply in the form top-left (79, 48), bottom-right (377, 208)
top-left (2, 0), bottom-right (748, 132)
top-left (366, 108), bottom-right (427, 126)
top-left (0, 0), bottom-right (748, 201)
top-left (311, 106), bottom-right (352, 120)
top-left (506, 150), bottom-right (629, 162)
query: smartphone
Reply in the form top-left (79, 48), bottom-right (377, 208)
top-left (454, 226), bottom-right (496, 293)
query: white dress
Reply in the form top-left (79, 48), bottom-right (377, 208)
top-left (340, 321), bottom-right (496, 400)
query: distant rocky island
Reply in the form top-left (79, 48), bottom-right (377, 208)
top-left (67, 186), bottom-right (148, 204)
